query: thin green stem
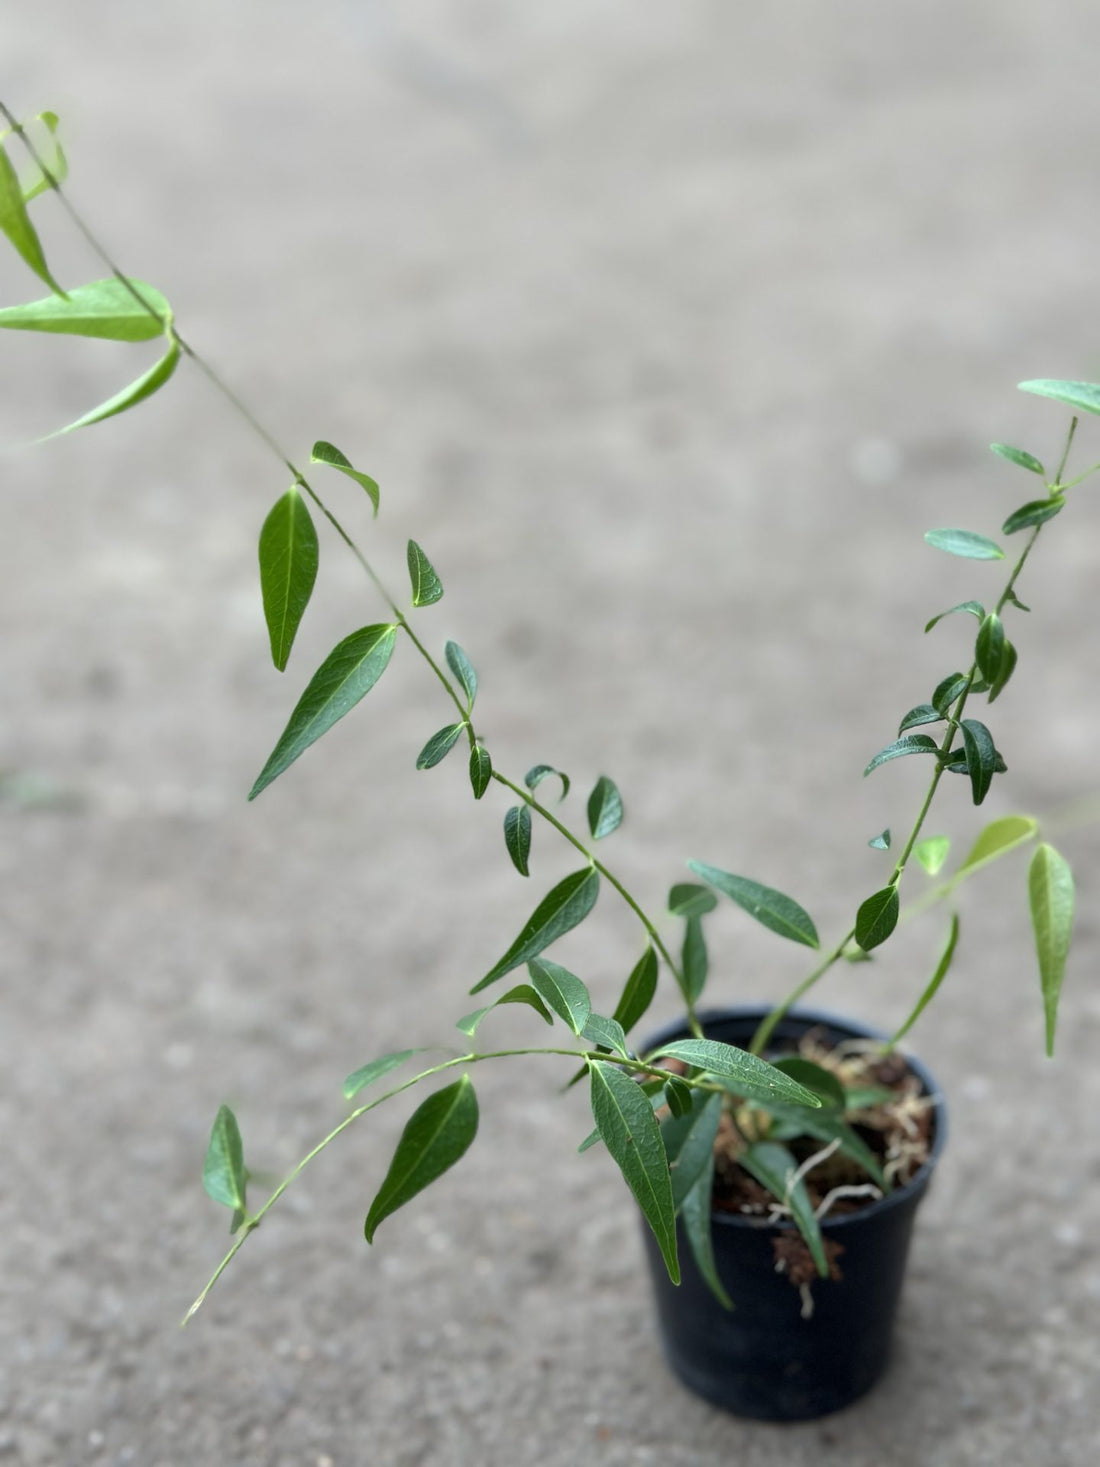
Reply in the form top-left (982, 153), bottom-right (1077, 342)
top-left (1054, 417), bottom-right (1078, 486)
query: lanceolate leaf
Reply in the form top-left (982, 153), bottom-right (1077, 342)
top-left (469, 744), bottom-right (492, 799)
top-left (258, 486), bottom-right (319, 671)
top-left (681, 915), bottom-right (708, 1004)
top-left (415, 722), bottom-right (466, 770)
top-left (645, 1038), bottom-right (823, 1109)
top-left (975, 613), bottom-right (1005, 685)
top-left (248, 623), bottom-right (397, 799)
top-left (1018, 379), bottom-right (1100, 418)
top-left (455, 985), bottom-right (553, 1038)
top-left (863, 735), bottom-right (939, 777)
top-left (0, 142), bottom-right (65, 296)
top-left (913, 835), bottom-right (950, 876)
top-left (738, 1142), bottom-right (828, 1278)
top-left (667, 883), bottom-right (718, 918)
top-left (1002, 499), bottom-right (1064, 535)
top-left (503, 804), bottom-right (532, 876)
top-left (445, 642), bottom-right (478, 710)
top-left (44, 337), bottom-right (181, 438)
top-left (932, 672), bottom-right (969, 715)
top-left (586, 775), bottom-right (623, 840)
top-left (472, 867), bottom-right (600, 992)
top-left (855, 886), bottom-right (899, 952)
top-left (343, 1049), bottom-right (426, 1100)
top-left (310, 440), bottom-right (379, 514)
top-left (1028, 843), bottom-right (1074, 1056)
top-left (987, 638), bottom-right (1017, 704)
top-left (0, 276), bottom-right (170, 338)
top-left (581, 1012), bottom-right (629, 1058)
top-left (898, 705), bottom-right (943, 734)
top-left (406, 540), bottom-right (443, 606)
top-left (924, 527), bottom-right (1005, 560)
top-left (203, 1105), bottom-right (247, 1214)
top-left (527, 957), bottom-right (592, 1035)
top-left (770, 1057), bottom-right (846, 1110)
top-left (924, 600), bottom-right (985, 634)
top-left (688, 862), bottom-right (819, 949)
top-left (959, 718), bottom-right (996, 805)
top-left (18, 111), bottom-right (68, 206)
top-left (364, 1076), bottom-right (478, 1242)
top-left (680, 1155), bottom-right (731, 1308)
top-left (661, 1091), bottom-right (723, 1209)
top-left (955, 815), bottom-right (1038, 879)
top-left (590, 1061), bottom-right (679, 1285)
top-left (888, 913), bottom-right (960, 1047)
top-left (524, 764), bottom-right (569, 801)
top-left (611, 947), bottom-right (658, 1035)
top-left (990, 442), bottom-right (1045, 476)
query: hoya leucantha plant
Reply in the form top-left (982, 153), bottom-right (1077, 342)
top-left (0, 105), bottom-right (1081, 1318)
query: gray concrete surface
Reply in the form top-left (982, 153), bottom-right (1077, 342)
top-left (3, 2), bottom-right (1100, 1463)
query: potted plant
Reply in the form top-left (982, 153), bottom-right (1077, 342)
top-left (0, 103), bottom-right (1084, 1420)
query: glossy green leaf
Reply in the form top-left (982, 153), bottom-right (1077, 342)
top-left (924, 527), bottom-right (1005, 560)
top-left (668, 883), bottom-right (718, 918)
top-left (343, 1049), bottom-right (426, 1100)
top-left (611, 947), bottom-right (659, 1035)
top-left (1018, 379), bottom-right (1100, 417)
top-left (455, 985), bottom-right (553, 1038)
top-left (0, 141), bottom-right (65, 296)
top-left (364, 1076), bottom-right (478, 1242)
top-left (687, 862), bottom-right (819, 949)
top-left (0, 276), bottom-right (170, 338)
top-left (527, 957), bottom-right (592, 1035)
top-left (503, 804), bottom-right (531, 876)
top-left (18, 111), bottom-right (68, 205)
top-left (445, 642), bottom-right (478, 710)
top-left (956, 815), bottom-right (1038, 878)
top-left (990, 442), bottom-right (1045, 476)
top-left (248, 623), bottom-right (397, 799)
top-left (986, 638), bottom-right (1017, 704)
top-left (663, 1075), bottom-right (693, 1119)
top-left (1028, 843), bottom-right (1074, 1056)
top-left (662, 1090), bottom-right (723, 1210)
top-left (472, 867), bottom-right (600, 992)
top-left (646, 1038), bottom-right (823, 1109)
top-left (770, 1057), bottom-right (846, 1110)
top-left (415, 722), bottom-right (466, 770)
top-left (913, 835), bottom-right (950, 877)
top-left (680, 1153), bottom-right (731, 1308)
top-left (975, 613), bottom-right (1005, 685)
top-left (959, 718), bottom-right (996, 805)
top-left (43, 337), bottom-right (181, 438)
top-left (924, 600), bottom-right (985, 634)
top-left (590, 1061), bottom-right (679, 1285)
top-left (586, 775), bottom-right (623, 840)
top-left (868, 829), bottom-right (891, 851)
top-left (469, 744), bottom-right (492, 799)
top-left (524, 764), bottom-right (569, 801)
top-left (738, 1142), bottom-right (828, 1278)
top-left (1002, 498), bottom-right (1064, 535)
top-left (581, 1012), bottom-right (629, 1057)
top-left (855, 886), bottom-right (899, 951)
top-left (258, 486), bottom-right (319, 671)
top-left (203, 1105), bottom-right (247, 1216)
top-left (898, 705), bottom-right (943, 735)
top-left (310, 440), bottom-right (379, 514)
top-left (942, 744), bottom-right (1007, 778)
top-left (406, 540), bottom-right (443, 606)
top-left (863, 734), bottom-right (939, 776)
top-left (932, 672), bottom-right (969, 715)
top-left (888, 913), bottom-right (959, 1047)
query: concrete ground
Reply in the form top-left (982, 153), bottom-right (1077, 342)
top-left (2, 2), bottom-right (1100, 1463)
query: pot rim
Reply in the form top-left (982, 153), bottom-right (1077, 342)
top-left (644, 1003), bottom-right (948, 1235)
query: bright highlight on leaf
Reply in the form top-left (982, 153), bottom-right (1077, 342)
top-left (688, 862), bottom-right (819, 949)
top-left (586, 775), bottom-right (623, 840)
top-left (924, 527), bottom-right (1005, 560)
top-left (310, 440), bottom-right (380, 514)
top-left (364, 1076), bottom-right (478, 1242)
top-left (0, 276), bottom-right (170, 338)
top-left (1028, 843), bottom-right (1074, 1056)
top-left (258, 486), bottom-right (319, 671)
top-left (472, 866), bottom-right (600, 992)
top-left (407, 540), bottom-right (443, 606)
top-left (0, 140), bottom-right (65, 297)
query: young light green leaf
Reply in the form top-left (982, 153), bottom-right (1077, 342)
top-left (203, 1104), bottom-right (247, 1214)
top-left (668, 883), bottom-right (718, 918)
top-left (986, 638), bottom-right (1018, 704)
top-left (503, 804), bottom-right (532, 876)
top-left (611, 946), bottom-right (659, 1035)
top-left (258, 486), bottom-right (319, 671)
top-left (415, 722), bottom-right (466, 770)
top-left (590, 1061), bottom-right (679, 1285)
top-left (1018, 379), bottom-right (1100, 417)
top-left (469, 744), bottom-right (492, 799)
top-left (406, 540), bottom-right (443, 606)
top-left (868, 829), bottom-right (891, 851)
top-left (680, 1154), bottom-right (732, 1308)
top-left (524, 764), bottom-right (570, 801)
top-left (863, 734), bottom-right (939, 776)
top-left (445, 642), bottom-right (478, 710)
top-left (248, 623), bottom-right (397, 799)
top-left (687, 863), bottom-right (819, 949)
top-left (914, 835), bottom-right (951, 877)
top-left (472, 867), bottom-right (600, 992)
top-left (0, 142), bottom-right (65, 297)
top-left (19, 111), bottom-right (69, 205)
top-left (990, 443), bottom-right (1045, 476)
top-left (343, 1049), bottom-right (426, 1100)
top-left (0, 276), bottom-right (170, 339)
top-left (646, 1038), bottom-right (823, 1109)
top-left (975, 612), bottom-right (1005, 685)
top-left (43, 337), bottom-right (181, 438)
top-left (855, 885), bottom-right (899, 951)
top-left (586, 775), bottom-right (623, 840)
top-left (959, 718), bottom-right (996, 805)
top-left (932, 672), bottom-right (969, 715)
top-left (738, 1142), bottom-right (828, 1279)
top-left (887, 913), bottom-right (960, 1047)
top-left (681, 914), bottom-right (708, 1004)
top-left (956, 815), bottom-right (1038, 878)
top-left (898, 705), bottom-right (943, 734)
top-left (527, 957), bottom-right (592, 1036)
top-left (1028, 843), bottom-right (1074, 1056)
top-left (310, 440), bottom-right (379, 514)
top-left (364, 1076), bottom-right (478, 1242)
top-left (581, 1012), bottom-right (629, 1057)
top-left (1002, 498), bottom-right (1064, 535)
top-left (924, 600), bottom-right (985, 634)
top-left (455, 985), bottom-right (553, 1038)
top-left (770, 1057), bottom-right (846, 1110)
top-left (924, 528), bottom-right (1005, 560)
top-left (661, 1090), bottom-right (723, 1209)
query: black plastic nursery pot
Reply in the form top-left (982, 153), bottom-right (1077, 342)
top-left (639, 1006), bottom-right (947, 1422)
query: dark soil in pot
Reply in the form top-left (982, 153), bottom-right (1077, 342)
top-left (639, 1006), bottom-right (947, 1422)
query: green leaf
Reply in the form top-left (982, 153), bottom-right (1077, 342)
top-left (1002, 498), bottom-right (1064, 535)
top-left (581, 1012), bottom-right (629, 1057)
top-left (959, 718), bottom-right (996, 805)
top-left (0, 276), bottom-right (170, 338)
top-left (687, 862), bottom-right (819, 949)
top-left (663, 1075), bottom-right (694, 1118)
top-left (975, 613), bottom-right (1005, 685)
top-left (0, 141), bottom-right (65, 296)
top-left (924, 600), bottom-right (985, 634)
top-left (914, 835), bottom-right (951, 876)
top-left (310, 440), bottom-right (380, 515)
top-left (203, 1105), bottom-right (247, 1215)
top-left (445, 642), bottom-right (478, 710)
top-left (1004, 589), bottom-right (1031, 613)
top-left (527, 957), bottom-right (592, 1035)
top-left (586, 775), bottom-right (623, 840)
top-left (898, 705), bottom-right (943, 734)
top-left (738, 1141), bottom-right (829, 1278)
top-left (1028, 843), bottom-right (1074, 1056)
top-left (662, 1090), bottom-right (723, 1209)
top-left (863, 734), bottom-right (939, 776)
top-left (754, 1101), bottom-right (887, 1190)
top-left (590, 1061), bottom-right (679, 1285)
top-left (645, 1038), bottom-right (823, 1109)
top-left (855, 886), bottom-right (899, 951)
top-left (681, 914), bottom-right (708, 1004)
top-left (258, 486), bottom-right (319, 671)
top-left (924, 527), bottom-right (1005, 560)
top-left (469, 744), bottom-right (492, 799)
top-left (1018, 379), bottom-right (1100, 418)
top-left (611, 947), bottom-right (659, 1035)
top-left (455, 985), bottom-right (552, 1038)
top-left (248, 623), bottom-right (397, 799)
top-left (770, 1057), bottom-right (846, 1110)
top-left (868, 829), bottom-right (891, 851)
top-left (18, 111), bottom-right (68, 206)
top-left (888, 913), bottom-right (960, 1047)
top-left (524, 764), bottom-right (570, 801)
top-left (43, 337), bottom-right (181, 438)
top-left (942, 745), bottom-right (1007, 778)
top-left (503, 804), bottom-right (531, 876)
top-left (932, 672), bottom-right (969, 715)
top-left (987, 638), bottom-right (1017, 704)
top-left (667, 883), bottom-right (718, 918)
top-left (364, 1076), bottom-right (478, 1242)
top-left (680, 1154), bottom-right (731, 1308)
top-left (956, 815), bottom-right (1038, 878)
top-left (472, 867), bottom-right (600, 992)
top-left (343, 1049), bottom-right (426, 1100)
top-left (990, 442), bottom-right (1045, 476)
top-left (415, 722), bottom-right (466, 770)
top-left (406, 540), bottom-right (443, 606)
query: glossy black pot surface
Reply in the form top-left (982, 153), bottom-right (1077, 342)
top-left (640, 1006), bottom-right (947, 1422)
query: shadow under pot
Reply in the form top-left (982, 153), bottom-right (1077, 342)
top-left (639, 1006), bottom-right (947, 1422)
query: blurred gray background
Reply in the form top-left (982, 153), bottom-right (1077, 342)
top-left (2, 3), bottom-right (1100, 1464)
